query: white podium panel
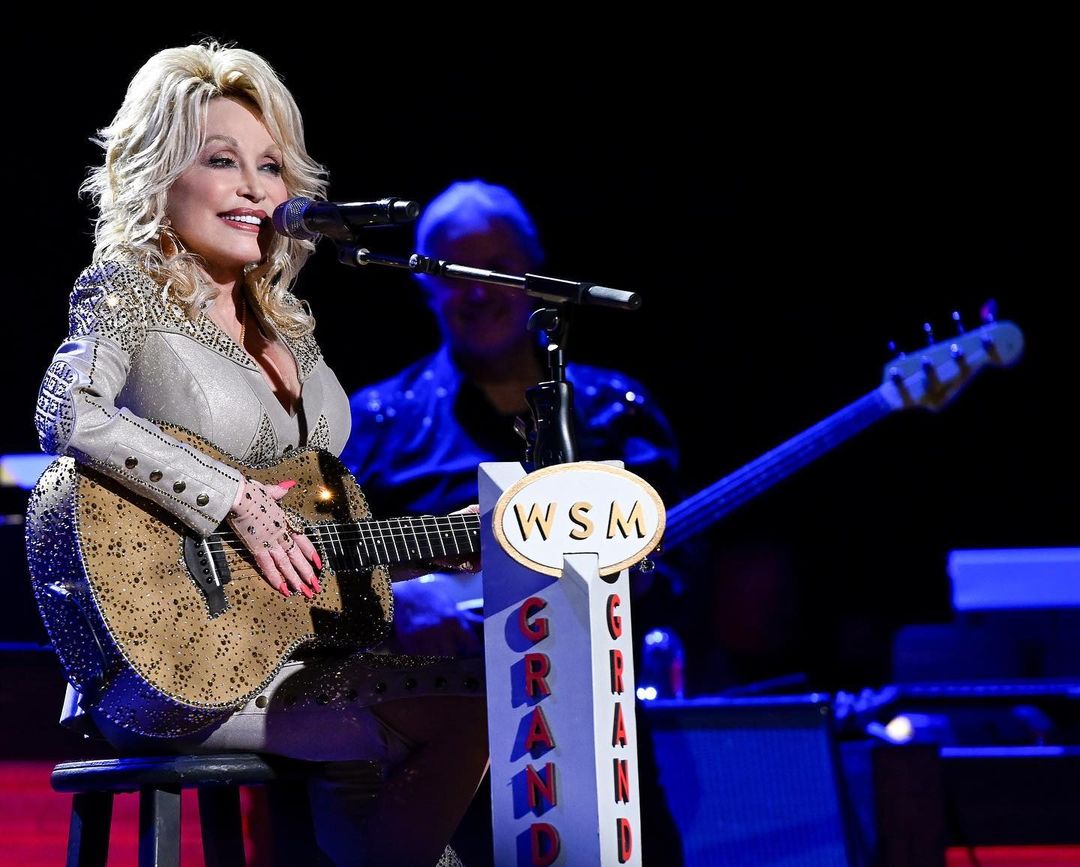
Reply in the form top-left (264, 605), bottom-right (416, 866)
top-left (480, 461), bottom-right (649, 866)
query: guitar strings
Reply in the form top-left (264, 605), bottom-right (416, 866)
top-left (206, 516), bottom-right (480, 547)
top-left (206, 514), bottom-right (480, 546)
top-left (202, 514), bottom-right (481, 562)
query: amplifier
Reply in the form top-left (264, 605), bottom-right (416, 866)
top-left (643, 695), bottom-right (867, 866)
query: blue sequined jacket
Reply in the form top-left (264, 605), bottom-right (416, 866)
top-left (341, 344), bottom-right (680, 519)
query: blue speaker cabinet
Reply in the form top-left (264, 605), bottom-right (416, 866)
top-left (643, 695), bottom-right (864, 867)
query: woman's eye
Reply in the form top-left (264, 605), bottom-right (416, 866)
top-left (261, 163), bottom-right (283, 176)
top-left (208, 156), bottom-right (236, 168)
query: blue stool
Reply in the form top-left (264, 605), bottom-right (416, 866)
top-left (51, 752), bottom-right (366, 866)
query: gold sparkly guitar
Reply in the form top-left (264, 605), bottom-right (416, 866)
top-left (24, 424), bottom-right (480, 737)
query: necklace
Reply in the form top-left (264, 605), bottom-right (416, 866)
top-left (238, 299), bottom-right (247, 349)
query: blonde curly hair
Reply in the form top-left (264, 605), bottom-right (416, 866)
top-left (80, 39), bottom-right (328, 337)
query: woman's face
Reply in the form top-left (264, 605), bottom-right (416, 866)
top-left (166, 97), bottom-right (288, 285)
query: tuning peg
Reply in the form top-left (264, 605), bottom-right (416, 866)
top-left (952, 311), bottom-right (966, 334)
top-left (924, 322), bottom-right (935, 345)
top-left (980, 299), bottom-right (998, 323)
top-left (887, 340), bottom-right (905, 359)
top-left (921, 356), bottom-right (940, 388)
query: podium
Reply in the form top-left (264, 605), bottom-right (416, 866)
top-left (478, 460), bottom-right (664, 866)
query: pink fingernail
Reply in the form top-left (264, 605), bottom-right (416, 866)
top-left (278, 581), bottom-right (291, 598)
top-left (279, 480), bottom-right (298, 490)
top-left (311, 575), bottom-right (322, 594)
top-left (299, 583), bottom-right (313, 599)
top-left (313, 552), bottom-right (323, 571)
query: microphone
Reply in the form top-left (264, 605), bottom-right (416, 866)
top-left (272, 197), bottom-right (420, 242)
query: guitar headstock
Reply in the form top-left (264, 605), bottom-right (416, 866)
top-left (879, 316), bottom-right (1024, 412)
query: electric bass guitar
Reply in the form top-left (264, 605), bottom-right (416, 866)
top-left (662, 318), bottom-right (1025, 550)
top-left (433, 318), bottom-right (1025, 609)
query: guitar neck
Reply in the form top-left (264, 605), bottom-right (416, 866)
top-left (663, 388), bottom-right (893, 550)
top-left (300, 513), bottom-right (481, 572)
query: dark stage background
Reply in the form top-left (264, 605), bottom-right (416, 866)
top-left (4, 25), bottom-right (1072, 692)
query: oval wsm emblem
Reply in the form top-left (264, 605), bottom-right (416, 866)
top-left (492, 462), bottom-right (666, 577)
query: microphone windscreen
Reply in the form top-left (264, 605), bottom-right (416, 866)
top-left (272, 198), bottom-right (319, 241)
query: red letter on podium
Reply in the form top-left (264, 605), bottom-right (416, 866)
top-left (613, 758), bottom-right (631, 804)
top-left (526, 762), bottom-right (558, 811)
top-left (609, 649), bottom-right (624, 695)
top-left (607, 593), bottom-right (622, 639)
top-left (531, 822), bottom-right (561, 866)
top-left (524, 706), bottom-right (556, 752)
top-left (612, 702), bottom-right (628, 748)
top-left (519, 597), bottom-right (550, 642)
top-left (617, 817), bottom-right (634, 863)
top-left (524, 653), bottom-right (552, 698)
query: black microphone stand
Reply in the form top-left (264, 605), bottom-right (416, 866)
top-left (523, 306), bottom-right (576, 469)
top-left (335, 243), bottom-right (642, 470)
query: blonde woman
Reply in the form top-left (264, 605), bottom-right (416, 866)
top-left (31, 40), bottom-right (486, 867)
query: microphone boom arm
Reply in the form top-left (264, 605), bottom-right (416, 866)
top-left (336, 246), bottom-right (642, 311)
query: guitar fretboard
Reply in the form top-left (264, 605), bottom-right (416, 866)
top-left (307, 513), bottom-right (482, 571)
top-left (664, 390), bottom-right (892, 550)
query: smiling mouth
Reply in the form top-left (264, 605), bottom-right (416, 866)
top-left (220, 214), bottom-right (265, 230)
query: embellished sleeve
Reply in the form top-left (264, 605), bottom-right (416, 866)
top-left (34, 262), bottom-right (244, 537)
